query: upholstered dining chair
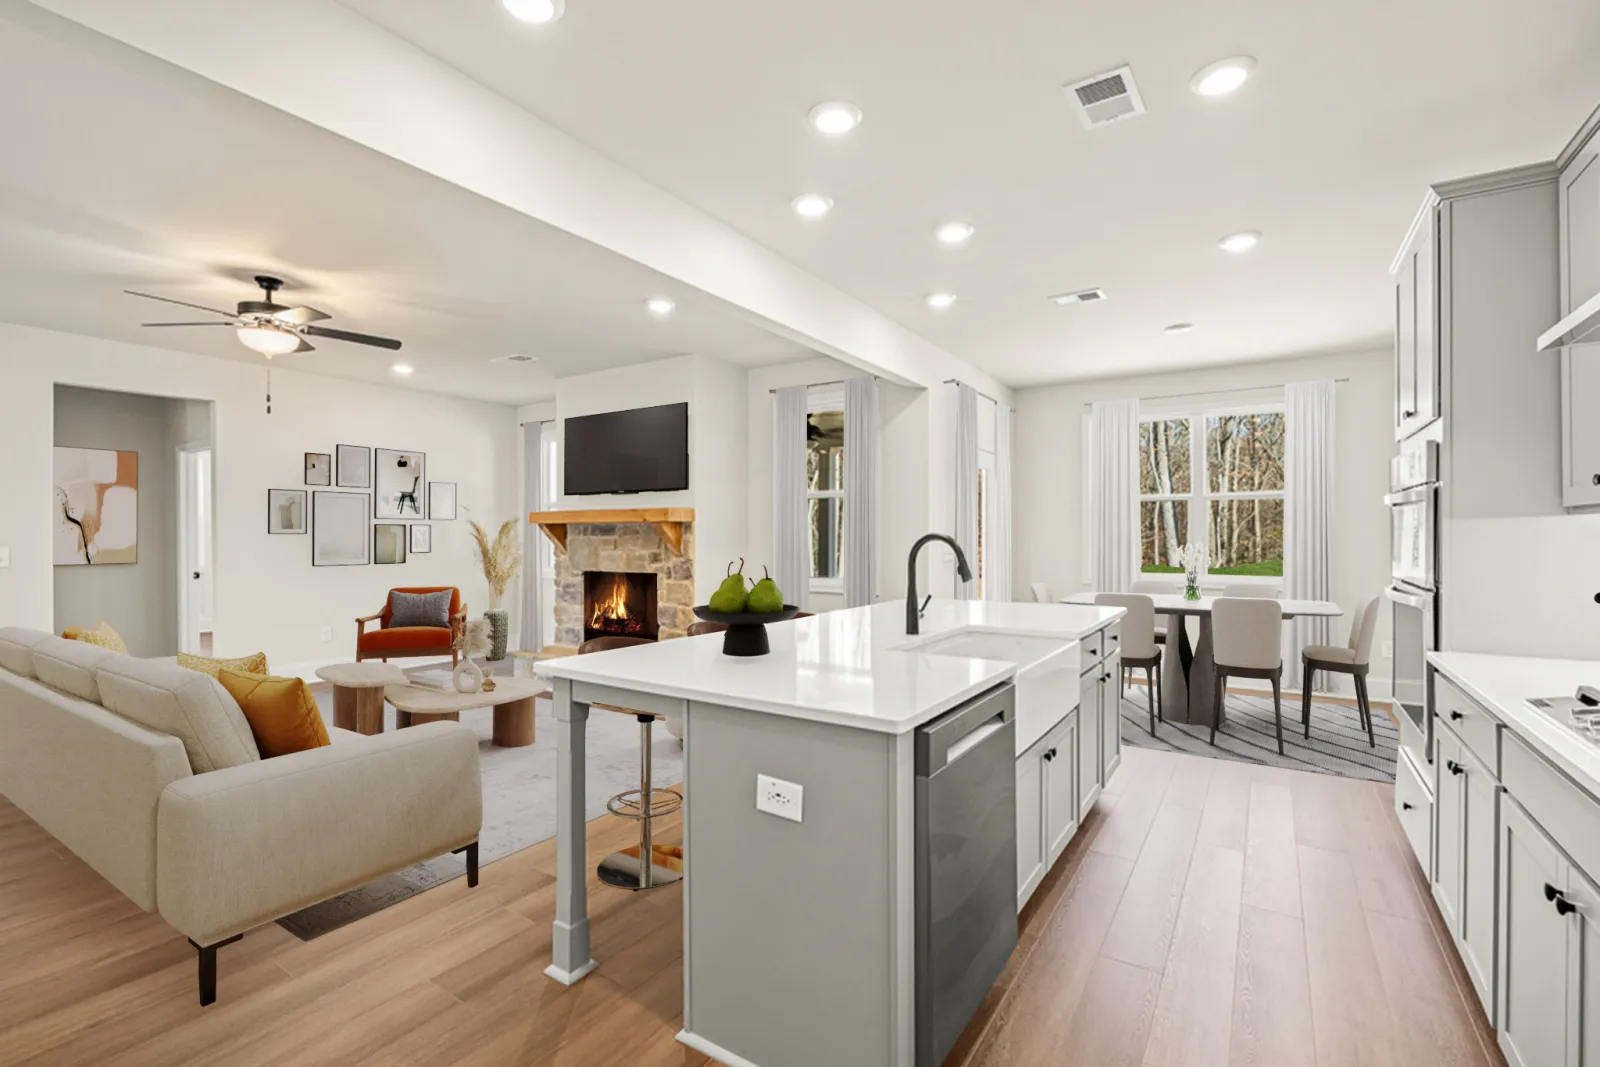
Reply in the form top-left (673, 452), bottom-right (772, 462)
top-left (1301, 595), bottom-right (1382, 747)
top-left (1211, 597), bottom-right (1287, 754)
top-left (577, 635), bottom-right (683, 891)
top-left (1221, 583), bottom-right (1279, 598)
top-left (355, 587), bottom-right (466, 666)
top-left (1129, 580), bottom-right (1170, 645)
top-left (1095, 593), bottom-right (1162, 736)
top-left (1030, 582), bottom-right (1052, 604)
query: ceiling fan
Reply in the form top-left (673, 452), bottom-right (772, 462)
top-left (126, 275), bottom-right (402, 357)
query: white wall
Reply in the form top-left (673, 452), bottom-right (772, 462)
top-left (0, 322), bottom-right (520, 676)
top-left (1013, 347), bottom-right (1394, 689)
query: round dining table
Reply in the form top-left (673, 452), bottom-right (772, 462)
top-left (1061, 592), bottom-right (1343, 728)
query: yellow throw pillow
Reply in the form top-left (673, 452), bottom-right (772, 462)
top-left (178, 651), bottom-right (269, 678)
top-left (216, 670), bottom-right (331, 759)
top-left (65, 622), bottom-right (128, 655)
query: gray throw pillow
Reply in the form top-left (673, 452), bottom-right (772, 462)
top-left (389, 590), bottom-right (452, 628)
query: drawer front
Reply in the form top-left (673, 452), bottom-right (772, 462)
top-left (1100, 623), bottom-right (1121, 660)
top-left (1080, 630), bottom-right (1103, 665)
top-left (1502, 730), bottom-right (1600, 885)
top-left (1398, 706), bottom-right (1430, 767)
top-left (1395, 748), bottom-right (1433, 876)
top-left (1435, 674), bottom-right (1501, 777)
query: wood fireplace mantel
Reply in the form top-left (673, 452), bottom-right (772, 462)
top-left (528, 508), bottom-right (694, 557)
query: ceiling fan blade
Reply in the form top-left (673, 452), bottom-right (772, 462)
top-left (141, 321), bottom-right (238, 327)
top-left (124, 290), bottom-right (235, 317)
top-left (292, 338), bottom-right (316, 354)
top-left (274, 305), bottom-right (331, 326)
top-left (301, 324), bottom-right (402, 350)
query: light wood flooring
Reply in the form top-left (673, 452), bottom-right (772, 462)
top-left (0, 747), bottom-right (1501, 1067)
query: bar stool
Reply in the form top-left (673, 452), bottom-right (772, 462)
top-left (1301, 595), bottom-right (1381, 747)
top-left (1095, 593), bottom-right (1162, 735)
top-left (577, 636), bottom-right (684, 891)
top-left (1211, 597), bottom-right (1287, 754)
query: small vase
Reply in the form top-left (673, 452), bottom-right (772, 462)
top-left (453, 657), bottom-right (484, 694)
top-left (484, 609), bottom-right (510, 662)
top-left (1183, 571), bottom-right (1202, 601)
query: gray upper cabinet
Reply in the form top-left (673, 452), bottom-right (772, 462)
top-left (1561, 147), bottom-right (1600, 316)
top-left (1393, 211), bottom-right (1440, 440)
top-left (1561, 136), bottom-right (1600, 507)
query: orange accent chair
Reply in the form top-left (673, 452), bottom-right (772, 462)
top-left (356, 587), bottom-right (467, 666)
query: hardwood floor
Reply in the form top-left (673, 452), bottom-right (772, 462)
top-left (0, 747), bottom-right (1502, 1067)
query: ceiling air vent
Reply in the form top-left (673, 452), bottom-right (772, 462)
top-left (1049, 288), bottom-right (1108, 306)
top-left (1063, 64), bottom-right (1146, 129)
top-left (490, 353), bottom-right (540, 364)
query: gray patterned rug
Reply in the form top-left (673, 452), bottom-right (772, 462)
top-left (1117, 682), bottom-right (1397, 782)
top-left (278, 672), bottom-right (682, 939)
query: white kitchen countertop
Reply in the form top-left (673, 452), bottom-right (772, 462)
top-left (535, 598), bottom-right (1124, 734)
top-left (1429, 651), bottom-right (1600, 793)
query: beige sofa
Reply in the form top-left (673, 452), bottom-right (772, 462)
top-left (0, 627), bottom-right (483, 1005)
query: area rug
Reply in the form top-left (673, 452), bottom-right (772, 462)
top-left (1117, 683), bottom-right (1398, 782)
top-left (278, 685), bottom-right (682, 940)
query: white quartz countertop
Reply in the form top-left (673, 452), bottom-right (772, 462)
top-left (535, 598), bottom-right (1124, 734)
top-left (1429, 651), bottom-right (1600, 794)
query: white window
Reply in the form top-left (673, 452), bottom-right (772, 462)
top-left (1138, 408), bottom-right (1285, 579)
top-left (806, 387), bottom-right (845, 594)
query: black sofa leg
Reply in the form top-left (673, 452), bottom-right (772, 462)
top-left (454, 841), bottom-right (479, 888)
top-left (189, 934), bottom-right (242, 1007)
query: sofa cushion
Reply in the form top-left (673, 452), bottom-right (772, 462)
top-left (360, 625), bottom-right (453, 653)
top-left (65, 622), bottom-right (130, 655)
top-left (0, 627), bottom-right (52, 677)
top-left (388, 589), bottom-right (453, 629)
top-left (94, 657), bottom-right (260, 773)
top-left (216, 670), bottom-right (331, 758)
top-left (177, 651), bottom-right (269, 678)
top-left (32, 636), bottom-right (117, 701)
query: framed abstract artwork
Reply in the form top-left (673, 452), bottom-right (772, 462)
top-left (374, 448), bottom-right (425, 519)
top-left (428, 481), bottom-right (458, 520)
top-left (335, 444), bottom-right (371, 489)
top-left (268, 489), bottom-right (308, 534)
top-left (374, 523), bottom-right (408, 565)
top-left (409, 523), bottom-right (432, 554)
top-left (304, 452), bottom-right (332, 486)
top-left (53, 446), bottom-right (138, 566)
top-left (312, 491), bottom-right (370, 566)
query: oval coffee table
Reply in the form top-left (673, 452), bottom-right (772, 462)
top-left (316, 662), bottom-right (407, 736)
top-left (384, 676), bottom-right (547, 748)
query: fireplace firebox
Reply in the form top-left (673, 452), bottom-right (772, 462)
top-left (584, 571), bottom-right (659, 643)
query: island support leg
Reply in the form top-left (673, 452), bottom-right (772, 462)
top-left (545, 678), bottom-right (598, 985)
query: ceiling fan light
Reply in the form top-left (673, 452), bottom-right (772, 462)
top-left (503, 0), bottom-right (564, 23)
top-left (237, 324), bottom-right (300, 357)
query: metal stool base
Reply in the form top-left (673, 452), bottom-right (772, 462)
top-left (598, 844), bottom-right (685, 891)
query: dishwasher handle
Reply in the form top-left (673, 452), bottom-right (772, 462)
top-left (917, 684), bottom-right (1015, 775)
top-left (945, 718), bottom-right (1007, 764)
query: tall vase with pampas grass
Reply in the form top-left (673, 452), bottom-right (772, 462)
top-left (470, 519), bottom-right (521, 661)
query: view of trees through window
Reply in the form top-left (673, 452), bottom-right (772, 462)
top-left (1139, 411), bottom-right (1285, 576)
top-left (806, 410), bottom-right (844, 582)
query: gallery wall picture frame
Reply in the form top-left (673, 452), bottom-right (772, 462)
top-left (375, 448), bottom-right (426, 519)
top-left (53, 446), bottom-right (139, 566)
top-left (304, 452), bottom-right (332, 486)
top-left (268, 489), bottom-right (309, 534)
top-left (428, 481), bottom-right (458, 520)
top-left (409, 523), bottom-right (432, 554)
top-left (336, 444), bottom-right (371, 489)
top-left (312, 491), bottom-right (371, 567)
top-left (374, 523), bottom-right (408, 565)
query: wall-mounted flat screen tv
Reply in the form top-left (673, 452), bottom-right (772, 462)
top-left (563, 402), bottom-right (690, 495)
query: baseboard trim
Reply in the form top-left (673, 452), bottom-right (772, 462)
top-left (676, 1030), bottom-right (762, 1067)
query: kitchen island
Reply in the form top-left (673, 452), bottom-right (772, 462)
top-left (534, 598), bottom-right (1123, 1067)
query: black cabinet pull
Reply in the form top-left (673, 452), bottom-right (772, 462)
top-left (1447, 760), bottom-right (1465, 776)
top-left (1449, 710), bottom-right (1464, 721)
top-left (1401, 801), bottom-right (1415, 811)
top-left (1592, 473), bottom-right (1599, 487)
top-left (1558, 897), bottom-right (1578, 917)
top-left (1546, 882), bottom-right (1562, 902)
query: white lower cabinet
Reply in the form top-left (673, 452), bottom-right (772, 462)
top-left (1016, 711), bottom-right (1078, 912)
top-left (1435, 727), bottom-right (1466, 931)
top-left (1099, 652), bottom-right (1122, 784)
top-left (1395, 748), bottom-right (1433, 878)
top-left (1435, 721), bottom-right (1500, 1022)
top-left (1078, 669), bottom-right (1101, 821)
top-left (1015, 744), bottom-right (1045, 911)
top-left (1498, 798), bottom-right (1570, 1067)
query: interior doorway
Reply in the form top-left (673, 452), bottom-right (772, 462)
top-left (178, 446), bottom-right (214, 655)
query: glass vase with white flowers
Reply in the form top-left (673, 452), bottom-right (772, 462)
top-left (1175, 543), bottom-right (1207, 601)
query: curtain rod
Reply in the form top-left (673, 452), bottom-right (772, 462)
top-left (1081, 377), bottom-right (1350, 409)
top-left (942, 378), bottom-right (1002, 405)
top-left (767, 375), bottom-right (876, 394)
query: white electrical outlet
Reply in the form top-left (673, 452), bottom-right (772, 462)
top-left (319, 626), bottom-right (333, 643)
top-left (1382, 640), bottom-right (1393, 659)
top-left (756, 774), bottom-right (803, 823)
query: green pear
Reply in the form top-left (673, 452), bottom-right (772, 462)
top-left (709, 558), bottom-right (749, 613)
top-left (748, 566), bottom-right (784, 614)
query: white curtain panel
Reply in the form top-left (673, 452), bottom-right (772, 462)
top-left (1087, 399), bottom-right (1139, 593)
top-left (773, 385), bottom-right (810, 611)
top-left (519, 421), bottom-right (544, 653)
top-left (988, 404), bottom-right (1014, 601)
top-left (844, 376), bottom-right (879, 608)
top-left (953, 384), bottom-right (980, 600)
top-left (1285, 379), bottom-right (1336, 687)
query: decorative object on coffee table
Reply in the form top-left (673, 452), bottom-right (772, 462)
top-left (304, 452), bottom-right (331, 486)
top-left (315, 661), bottom-right (405, 735)
top-left (691, 605), bottom-right (801, 656)
top-left (452, 618), bottom-right (489, 694)
top-left (469, 519), bottom-right (521, 661)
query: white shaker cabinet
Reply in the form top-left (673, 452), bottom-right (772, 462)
top-left (1393, 211), bottom-right (1440, 441)
top-left (1560, 138), bottom-right (1600, 507)
top-left (1078, 668), bottom-right (1101, 822)
top-left (1497, 798), bottom-right (1570, 1067)
top-left (1043, 715), bottom-right (1079, 867)
top-left (1561, 146), bottom-right (1600, 315)
top-left (1099, 651), bottom-right (1122, 784)
top-left (1435, 724), bottom-right (1500, 1022)
top-left (1014, 743), bottom-right (1045, 911)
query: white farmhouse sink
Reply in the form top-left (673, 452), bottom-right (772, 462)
top-left (899, 627), bottom-right (1081, 755)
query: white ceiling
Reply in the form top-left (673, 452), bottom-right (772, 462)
top-left (0, 13), bottom-right (812, 404)
top-left (342, 0), bottom-right (1600, 386)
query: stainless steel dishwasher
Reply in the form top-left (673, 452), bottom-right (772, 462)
top-left (915, 682), bottom-right (1018, 1067)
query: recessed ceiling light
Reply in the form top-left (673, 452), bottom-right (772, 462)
top-left (1190, 56), bottom-right (1256, 97)
top-left (502, 0), bottom-right (565, 23)
top-left (925, 293), bottom-right (957, 310)
top-left (808, 101), bottom-right (862, 135)
top-left (1218, 230), bottom-right (1261, 253)
top-left (1164, 323), bottom-right (1195, 334)
top-left (792, 194), bottom-right (834, 219)
top-left (645, 296), bottom-right (676, 316)
top-left (935, 221), bottom-right (975, 246)
top-left (392, 363), bottom-right (415, 376)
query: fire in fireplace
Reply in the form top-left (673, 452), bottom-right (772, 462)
top-left (584, 571), bottom-right (660, 643)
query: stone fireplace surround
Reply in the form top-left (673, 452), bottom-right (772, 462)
top-left (552, 522), bottom-right (695, 647)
